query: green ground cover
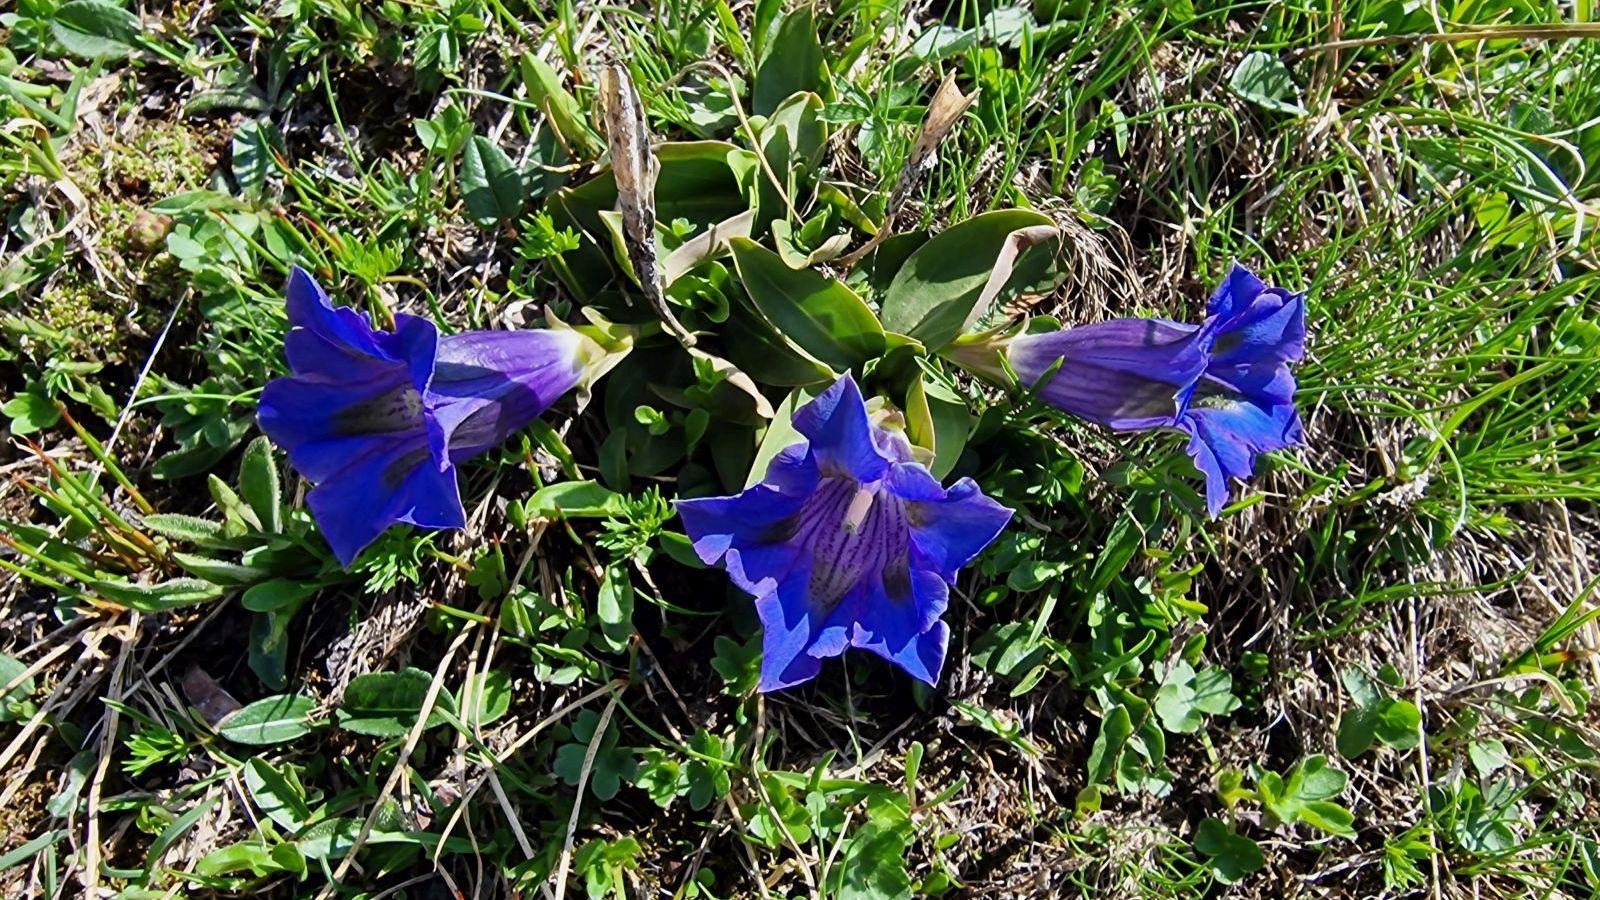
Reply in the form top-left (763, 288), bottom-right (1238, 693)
top-left (2, 0), bottom-right (1599, 897)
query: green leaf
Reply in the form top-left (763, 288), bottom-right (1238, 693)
top-left (141, 513), bottom-right (225, 545)
top-left (144, 795), bottom-right (221, 874)
top-left (150, 189), bottom-right (242, 214)
top-left (685, 729), bottom-right (733, 809)
top-left (1256, 771), bottom-right (1286, 809)
top-left (1074, 784), bottom-right (1103, 818)
top-left (337, 668), bottom-right (457, 738)
top-left (1339, 666), bottom-right (1419, 756)
top-left (1297, 800), bottom-right (1357, 837)
top-left (749, 92), bottom-right (828, 231)
top-left (1291, 755), bottom-right (1348, 802)
top-left (52, 0), bottom-right (143, 59)
top-left (0, 652), bottom-right (37, 723)
top-left (595, 562), bottom-right (635, 653)
top-left (210, 473), bottom-right (261, 530)
top-left (520, 54), bottom-right (601, 158)
top-left (1085, 512), bottom-right (1141, 597)
top-left (549, 141), bottom-right (747, 299)
top-left (248, 612), bottom-right (292, 691)
top-left (242, 581), bottom-right (312, 691)
top-left (295, 818), bottom-right (364, 861)
top-left (1154, 661), bottom-right (1203, 734)
top-left (752, 0), bottom-right (784, 64)
top-left (241, 580), bottom-right (317, 613)
top-left (1216, 768), bottom-right (1253, 808)
top-left (723, 303), bottom-right (839, 387)
top-left (1228, 51), bottom-right (1307, 116)
top-left (1194, 818), bottom-right (1265, 884)
top-left (171, 551), bottom-right (266, 586)
top-left (711, 634), bottom-right (761, 696)
top-left (1192, 666), bottom-right (1241, 716)
top-left (1335, 706), bottom-right (1379, 759)
top-left (689, 347), bottom-right (778, 430)
top-left (194, 839), bottom-right (295, 878)
top-left (93, 577), bottom-right (224, 612)
top-left (663, 208), bottom-right (756, 286)
top-left (729, 238), bottom-right (885, 369)
top-left (462, 134), bottom-right (526, 226)
top-left (217, 694), bottom-right (317, 745)
top-left (882, 210), bottom-right (1059, 349)
top-left (970, 622), bottom-right (1047, 678)
top-left (655, 531), bottom-right (706, 569)
top-left (243, 758), bottom-right (312, 832)
top-left (744, 385), bottom-right (821, 488)
top-left (633, 748), bottom-right (686, 807)
top-left (1340, 665), bottom-right (1382, 708)
top-left (553, 709), bottom-right (637, 801)
top-left (904, 376), bottom-right (969, 479)
top-left (1267, 755), bottom-right (1350, 825)
top-left (1468, 738), bottom-right (1510, 777)
top-left (904, 24), bottom-right (977, 68)
top-left (1374, 698), bottom-right (1422, 749)
top-left (526, 480), bottom-right (627, 519)
top-left (457, 669), bottom-right (512, 728)
top-left (237, 436), bottom-right (282, 533)
top-left (231, 120), bottom-right (282, 199)
top-left (466, 547), bottom-right (509, 601)
top-left (1086, 703), bottom-right (1133, 786)
top-left (2, 391), bottom-right (60, 434)
top-left (982, 6), bottom-right (1035, 48)
top-left (0, 832), bottom-right (64, 873)
top-left (753, 8), bottom-right (830, 116)
top-left (833, 817), bottom-right (912, 900)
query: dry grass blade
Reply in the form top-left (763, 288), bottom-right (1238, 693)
top-left (433, 680), bottom-right (627, 863)
top-left (316, 603), bottom-right (486, 897)
top-left (551, 688), bottom-right (622, 900)
top-left (840, 71), bottom-right (979, 268)
top-left (82, 613), bottom-right (139, 895)
top-left (600, 63), bottom-right (696, 348)
top-left (885, 71), bottom-right (981, 222)
top-left (1289, 22), bottom-right (1600, 59)
top-left (960, 223), bottom-right (1061, 333)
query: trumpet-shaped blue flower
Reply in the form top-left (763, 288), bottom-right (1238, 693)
top-left (258, 267), bottom-right (614, 564)
top-left (1006, 262), bottom-right (1306, 516)
top-left (675, 374), bottom-right (1012, 691)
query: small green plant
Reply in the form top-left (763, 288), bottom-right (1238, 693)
top-left (1219, 755), bottom-right (1357, 839)
top-left (554, 709), bottom-right (638, 801)
top-left (1336, 664), bottom-right (1423, 758)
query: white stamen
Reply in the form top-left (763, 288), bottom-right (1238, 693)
top-left (842, 485), bottom-right (875, 534)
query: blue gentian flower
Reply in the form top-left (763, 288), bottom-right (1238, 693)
top-left (675, 374), bottom-right (1013, 691)
top-left (1006, 262), bottom-right (1306, 516)
top-left (258, 267), bottom-right (620, 564)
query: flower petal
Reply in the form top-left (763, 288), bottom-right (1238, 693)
top-left (847, 569), bottom-right (951, 686)
top-left (257, 376), bottom-right (421, 478)
top-left (1211, 290), bottom-right (1305, 367)
top-left (430, 330), bottom-right (586, 460)
top-left (1206, 261), bottom-right (1269, 319)
top-left (674, 485), bottom-right (808, 598)
top-left (303, 436), bottom-right (465, 564)
top-left (790, 373), bottom-right (890, 483)
top-left (1010, 319), bottom-right (1210, 430)
top-left (677, 372), bottom-right (1012, 691)
top-left (754, 563), bottom-right (829, 691)
top-left (283, 267), bottom-right (402, 372)
top-left (888, 471), bottom-right (1014, 582)
top-left (1180, 387), bottom-right (1303, 517)
top-left (1204, 360), bottom-right (1297, 407)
